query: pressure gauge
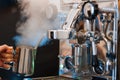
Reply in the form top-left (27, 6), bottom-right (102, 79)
top-left (84, 2), bottom-right (94, 18)
top-left (82, 1), bottom-right (99, 20)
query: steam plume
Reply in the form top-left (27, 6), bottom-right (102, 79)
top-left (14, 0), bottom-right (61, 47)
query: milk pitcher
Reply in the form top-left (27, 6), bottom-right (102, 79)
top-left (13, 45), bottom-right (36, 77)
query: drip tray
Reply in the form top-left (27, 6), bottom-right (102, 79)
top-left (32, 76), bottom-right (73, 80)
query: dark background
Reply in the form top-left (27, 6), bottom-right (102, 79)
top-left (0, 0), bottom-right (59, 80)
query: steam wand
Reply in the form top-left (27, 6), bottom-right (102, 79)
top-left (88, 31), bottom-right (104, 74)
top-left (82, 0), bottom-right (105, 74)
top-left (100, 13), bottom-right (114, 75)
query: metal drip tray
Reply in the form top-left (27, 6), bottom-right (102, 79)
top-left (32, 75), bottom-right (92, 80)
top-left (32, 76), bottom-right (73, 80)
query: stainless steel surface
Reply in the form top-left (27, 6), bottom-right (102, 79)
top-left (32, 76), bottom-right (73, 80)
top-left (48, 30), bottom-right (70, 39)
top-left (73, 44), bottom-right (81, 66)
top-left (31, 76), bottom-right (92, 80)
top-left (48, 0), bottom-right (119, 80)
top-left (13, 46), bottom-right (36, 76)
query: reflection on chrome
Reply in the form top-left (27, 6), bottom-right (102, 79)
top-left (48, 0), bottom-right (119, 80)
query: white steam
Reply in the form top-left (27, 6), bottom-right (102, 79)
top-left (15, 0), bottom-right (61, 47)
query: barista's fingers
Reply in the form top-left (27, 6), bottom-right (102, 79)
top-left (0, 45), bottom-right (13, 53)
top-left (2, 64), bottom-right (11, 70)
top-left (6, 47), bottom-right (13, 54)
top-left (1, 58), bottom-right (13, 63)
top-left (1, 53), bottom-right (13, 58)
top-left (0, 58), bottom-right (11, 70)
top-left (0, 60), bottom-right (3, 67)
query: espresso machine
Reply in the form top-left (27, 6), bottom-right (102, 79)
top-left (48, 0), bottom-right (119, 80)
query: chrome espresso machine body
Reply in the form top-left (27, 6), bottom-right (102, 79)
top-left (48, 0), bottom-right (119, 80)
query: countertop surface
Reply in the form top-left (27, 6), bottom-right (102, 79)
top-left (32, 76), bottom-right (73, 80)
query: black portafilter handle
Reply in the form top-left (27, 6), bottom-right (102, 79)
top-left (92, 55), bottom-right (104, 74)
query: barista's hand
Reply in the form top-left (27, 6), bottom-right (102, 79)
top-left (0, 44), bottom-right (13, 69)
